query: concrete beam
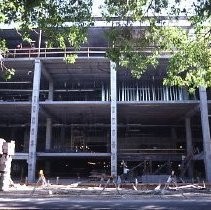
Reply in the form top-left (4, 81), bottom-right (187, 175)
top-left (13, 153), bottom-right (29, 160)
top-left (39, 101), bottom-right (110, 105)
top-left (37, 152), bottom-right (110, 157)
top-left (118, 154), bottom-right (183, 161)
top-left (0, 123), bottom-right (201, 128)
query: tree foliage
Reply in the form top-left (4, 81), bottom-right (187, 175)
top-left (0, 0), bottom-right (93, 48)
top-left (0, 0), bottom-right (93, 79)
top-left (0, 0), bottom-right (211, 90)
top-left (0, 37), bottom-right (15, 79)
top-left (194, 0), bottom-right (211, 21)
top-left (103, 0), bottom-right (211, 91)
top-left (102, 0), bottom-right (167, 78)
top-left (163, 26), bottom-right (211, 92)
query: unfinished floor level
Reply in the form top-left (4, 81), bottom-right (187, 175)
top-left (0, 28), bottom-right (211, 183)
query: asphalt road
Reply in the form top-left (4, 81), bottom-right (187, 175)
top-left (0, 198), bottom-right (211, 210)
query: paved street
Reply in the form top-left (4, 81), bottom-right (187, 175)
top-left (0, 197), bottom-right (211, 209)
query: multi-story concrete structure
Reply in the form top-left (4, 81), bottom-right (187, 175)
top-left (0, 27), bottom-right (211, 182)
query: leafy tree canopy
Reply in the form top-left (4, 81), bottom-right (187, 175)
top-left (0, 0), bottom-right (93, 79)
top-left (0, 0), bottom-right (210, 91)
top-left (102, 0), bottom-right (211, 91)
top-left (0, 0), bottom-right (93, 48)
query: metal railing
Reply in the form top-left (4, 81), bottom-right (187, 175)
top-left (3, 46), bottom-right (172, 59)
top-left (4, 47), bottom-right (107, 58)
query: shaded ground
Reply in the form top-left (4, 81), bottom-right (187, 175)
top-left (0, 180), bottom-right (211, 209)
top-left (1, 180), bottom-right (211, 199)
top-left (1, 198), bottom-right (211, 210)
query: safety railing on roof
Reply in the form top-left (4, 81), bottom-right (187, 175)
top-left (4, 47), bottom-right (107, 58)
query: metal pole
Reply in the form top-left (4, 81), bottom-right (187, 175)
top-left (38, 30), bottom-right (42, 57)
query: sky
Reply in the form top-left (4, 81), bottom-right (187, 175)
top-left (91, 0), bottom-right (199, 16)
top-left (92, 0), bottom-right (103, 17)
top-left (91, 0), bottom-right (196, 27)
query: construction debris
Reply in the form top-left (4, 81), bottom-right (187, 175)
top-left (168, 182), bottom-right (206, 190)
top-left (0, 139), bottom-right (15, 191)
top-left (98, 176), bottom-right (122, 196)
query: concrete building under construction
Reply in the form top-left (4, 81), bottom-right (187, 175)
top-left (0, 27), bottom-right (211, 183)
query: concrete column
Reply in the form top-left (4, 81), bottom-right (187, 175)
top-left (48, 80), bottom-right (53, 101)
top-left (45, 161), bottom-right (51, 176)
top-left (10, 127), bottom-right (16, 140)
top-left (70, 126), bottom-right (73, 150)
top-left (45, 118), bottom-right (52, 150)
top-left (144, 160), bottom-right (147, 173)
top-left (199, 87), bottom-right (211, 182)
top-left (102, 83), bottom-right (105, 101)
top-left (110, 61), bottom-right (117, 177)
top-left (60, 127), bottom-right (65, 148)
top-left (185, 117), bottom-right (194, 178)
top-left (28, 59), bottom-right (41, 182)
top-left (107, 130), bottom-right (110, 152)
top-left (149, 160), bottom-right (152, 174)
top-left (171, 127), bottom-right (177, 148)
top-left (171, 127), bottom-right (177, 140)
top-left (167, 160), bottom-right (171, 174)
top-left (23, 128), bottom-right (29, 152)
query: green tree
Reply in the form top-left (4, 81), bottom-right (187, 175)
top-left (0, 0), bottom-right (93, 78)
top-left (0, 0), bottom-right (210, 89)
top-left (102, 0), bottom-right (211, 91)
top-left (194, 0), bottom-right (211, 20)
top-left (0, 0), bottom-right (93, 48)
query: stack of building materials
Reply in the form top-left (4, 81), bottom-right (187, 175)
top-left (0, 139), bottom-right (15, 191)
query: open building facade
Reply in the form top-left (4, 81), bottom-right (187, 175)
top-left (0, 27), bottom-right (211, 183)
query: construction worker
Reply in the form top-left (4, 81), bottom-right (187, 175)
top-left (164, 170), bottom-right (178, 190)
top-left (121, 160), bottom-right (129, 182)
top-left (38, 170), bottom-right (47, 186)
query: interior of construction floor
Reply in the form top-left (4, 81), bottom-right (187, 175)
top-left (0, 27), bottom-right (210, 183)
